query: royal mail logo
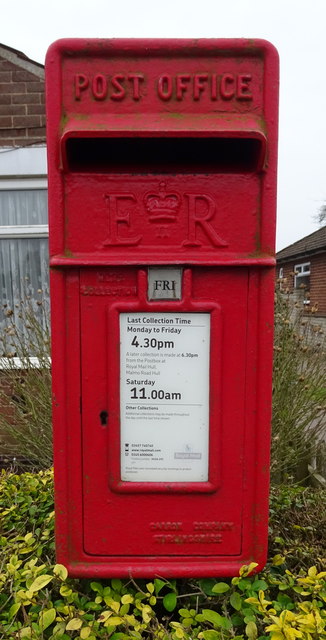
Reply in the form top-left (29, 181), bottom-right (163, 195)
top-left (103, 183), bottom-right (228, 249)
top-left (144, 182), bottom-right (181, 223)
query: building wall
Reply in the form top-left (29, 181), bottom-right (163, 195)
top-left (0, 47), bottom-right (47, 463)
top-left (0, 50), bottom-right (45, 147)
top-left (277, 251), bottom-right (326, 316)
top-left (311, 253), bottom-right (326, 316)
top-left (0, 372), bottom-right (16, 456)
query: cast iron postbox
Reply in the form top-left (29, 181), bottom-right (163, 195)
top-left (46, 39), bottom-right (279, 578)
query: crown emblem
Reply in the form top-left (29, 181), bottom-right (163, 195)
top-left (144, 182), bottom-right (180, 223)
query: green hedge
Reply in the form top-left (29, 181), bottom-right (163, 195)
top-left (0, 470), bottom-right (325, 639)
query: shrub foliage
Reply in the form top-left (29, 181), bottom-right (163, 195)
top-left (0, 470), bottom-right (325, 639)
top-left (0, 294), bottom-right (52, 469)
top-left (1, 289), bottom-right (325, 480)
top-left (272, 292), bottom-right (326, 483)
top-left (0, 289), bottom-right (325, 481)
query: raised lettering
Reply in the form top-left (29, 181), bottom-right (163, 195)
top-left (183, 194), bottom-right (228, 248)
top-left (92, 74), bottom-right (108, 100)
top-left (153, 533), bottom-right (222, 544)
top-left (128, 74), bottom-right (144, 100)
top-left (73, 71), bottom-right (255, 103)
top-left (74, 74), bottom-right (89, 100)
top-left (150, 521), bottom-right (182, 531)
top-left (176, 74), bottom-right (191, 100)
top-left (111, 74), bottom-right (126, 100)
top-left (211, 73), bottom-right (218, 100)
top-left (103, 194), bottom-right (142, 246)
top-left (157, 74), bottom-right (173, 100)
top-left (237, 74), bottom-right (253, 100)
top-left (193, 73), bottom-right (208, 100)
top-left (80, 285), bottom-right (136, 297)
top-left (220, 73), bottom-right (235, 99)
top-left (193, 521), bottom-right (235, 531)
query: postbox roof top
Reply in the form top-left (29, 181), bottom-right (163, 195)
top-left (47, 37), bottom-right (278, 58)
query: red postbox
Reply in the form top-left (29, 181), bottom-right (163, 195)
top-left (46, 39), bottom-right (278, 578)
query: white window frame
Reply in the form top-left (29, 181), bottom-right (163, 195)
top-left (0, 147), bottom-right (48, 241)
top-left (0, 147), bottom-right (48, 366)
top-left (278, 266), bottom-right (284, 290)
top-left (0, 356), bottom-right (50, 370)
top-left (0, 178), bottom-right (48, 234)
top-left (294, 262), bottom-right (311, 304)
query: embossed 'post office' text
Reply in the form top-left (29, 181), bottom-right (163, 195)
top-left (74, 72), bottom-right (253, 103)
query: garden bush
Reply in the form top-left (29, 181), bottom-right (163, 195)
top-left (1, 289), bottom-right (325, 481)
top-left (0, 293), bottom-right (51, 469)
top-left (272, 291), bottom-right (326, 483)
top-left (0, 470), bottom-right (325, 639)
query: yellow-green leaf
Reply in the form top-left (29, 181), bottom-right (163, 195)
top-left (142, 607), bottom-right (152, 623)
top-left (246, 621), bottom-right (258, 640)
top-left (60, 584), bottom-right (72, 597)
top-left (9, 602), bottom-right (21, 620)
top-left (104, 615), bottom-right (123, 626)
top-left (267, 632), bottom-right (284, 640)
top-left (98, 611), bottom-right (112, 623)
top-left (198, 631), bottom-right (220, 640)
top-left (39, 608), bottom-right (56, 630)
top-left (29, 574), bottom-right (53, 592)
top-left (66, 618), bottom-right (83, 631)
top-left (272, 555), bottom-right (285, 566)
top-left (201, 609), bottom-right (225, 628)
top-left (212, 582), bottom-right (230, 594)
top-left (121, 594), bottom-right (134, 604)
top-left (54, 564), bottom-right (68, 581)
top-left (120, 604), bottom-right (130, 616)
top-left (80, 626), bottom-right (92, 639)
top-left (239, 563), bottom-right (258, 577)
top-left (230, 592), bottom-right (242, 611)
top-left (24, 533), bottom-right (34, 543)
top-left (109, 599), bottom-right (120, 613)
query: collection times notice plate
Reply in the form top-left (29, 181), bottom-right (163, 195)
top-left (120, 312), bottom-right (210, 483)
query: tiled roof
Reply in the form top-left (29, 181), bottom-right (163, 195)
top-left (276, 225), bottom-right (326, 261)
top-left (0, 43), bottom-right (43, 69)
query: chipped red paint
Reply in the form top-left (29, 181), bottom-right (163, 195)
top-left (46, 39), bottom-right (279, 578)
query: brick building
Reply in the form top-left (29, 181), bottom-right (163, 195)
top-left (0, 43), bottom-right (48, 327)
top-left (276, 225), bottom-right (326, 319)
top-left (0, 44), bottom-right (48, 461)
top-left (0, 43), bottom-right (45, 146)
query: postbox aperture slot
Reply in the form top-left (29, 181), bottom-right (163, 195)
top-left (63, 136), bottom-right (265, 173)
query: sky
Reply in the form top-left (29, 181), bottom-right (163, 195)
top-left (2, 0), bottom-right (326, 251)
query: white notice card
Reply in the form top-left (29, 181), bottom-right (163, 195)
top-left (120, 312), bottom-right (210, 482)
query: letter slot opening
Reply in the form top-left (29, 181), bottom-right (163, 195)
top-left (63, 136), bottom-right (265, 173)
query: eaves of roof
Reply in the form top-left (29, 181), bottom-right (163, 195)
top-left (276, 226), bottom-right (326, 262)
top-left (0, 43), bottom-right (44, 78)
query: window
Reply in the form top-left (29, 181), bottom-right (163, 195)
top-left (294, 262), bottom-right (310, 304)
top-left (278, 266), bottom-right (285, 290)
top-left (0, 147), bottom-right (48, 338)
